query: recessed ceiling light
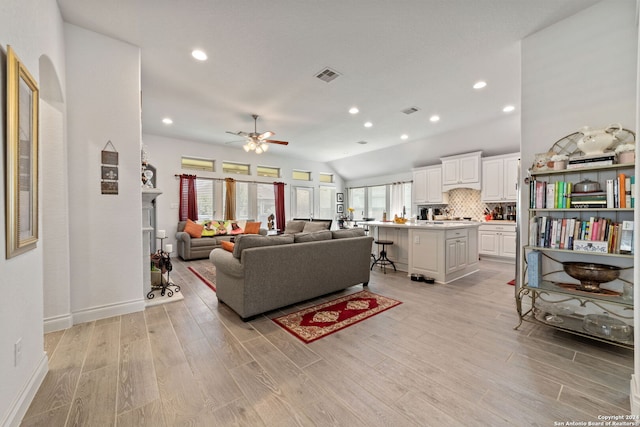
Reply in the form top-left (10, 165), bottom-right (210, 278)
top-left (349, 107), bottom-right (359, 114)
top-left (162, 117), bottom-right (173, 125)
top-left (191, 49), bottom-right (207, 61)
top-left (364, 121), bottom-right (373, 128)
top-left (401, 134), bottom-right (409, 140)
top-left (473, 81), bottom-right (487, 89)
top-left (503, 105), bottom-right (516, 113)
top-left (356, 140), bottom-right (368, 145)
top-left (429, 115), bottom-right (440, 123)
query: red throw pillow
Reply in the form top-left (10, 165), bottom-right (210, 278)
top-left (184, 219), bottom-right (204, 238)
top-left (220, 241), bottom-right (235, 252)
top-left (244, 221), bottom-right (261, 234)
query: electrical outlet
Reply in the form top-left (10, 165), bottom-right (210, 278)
top-left (14, 338), bottom-right (22, 366)
top-left (414, 236), bottom-right (420, 244)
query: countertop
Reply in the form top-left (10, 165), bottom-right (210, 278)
top-left (361, 220), bottom-right (481, 229)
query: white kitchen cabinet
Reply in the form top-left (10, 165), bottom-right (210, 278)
top-left (413, 165), bottom-right (447, 204)
top-left (441, 151), bottom-right (482, 191)
top-left (409, 225), bottom-right (479, 283)
top-left (478, 223), bottom-right (516, 260)
top-left (481, 153), bottom-right (519, 202)
top-left (412, 168), bottom-right (428, 204)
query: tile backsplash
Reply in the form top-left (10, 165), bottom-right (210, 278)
top-left (419, 188), bottom-right (515, 220)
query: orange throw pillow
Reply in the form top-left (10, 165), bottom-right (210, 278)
top-left (184, 219), bottom-right (204, 238)
top-left (220, 241), bottom-right (235, 252)
top-left (244, 221), bottom-right (261, 234)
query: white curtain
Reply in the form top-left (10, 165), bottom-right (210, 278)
top-left (390, 182), bottom-right (405, 218)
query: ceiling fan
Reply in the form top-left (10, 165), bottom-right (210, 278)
top-left (226, 114), bottom-right (289, 153)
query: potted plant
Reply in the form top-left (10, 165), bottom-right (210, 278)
top-left (550, 154), bottom-right (568, 170)
top-left (615, 143), bottom-right (636, 164)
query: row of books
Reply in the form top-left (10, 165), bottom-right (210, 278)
top-left (566, 152), bottom-right (616, 169)
top-left (528, 216), bottom-right (634, 254)
top-left (529, 174), bottom-right (635, 209)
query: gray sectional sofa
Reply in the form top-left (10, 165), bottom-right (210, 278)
top-left (175, 220), bottom-right (267, 261)
top-left (210, 228), bottom-right (374, 320)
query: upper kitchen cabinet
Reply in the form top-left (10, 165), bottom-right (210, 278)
top-left (441, 151), bottom-right (482, 191)
top-left (481, 153), bottom-right (519, 202)
top-left (413, 165), bottom-right (448, 204)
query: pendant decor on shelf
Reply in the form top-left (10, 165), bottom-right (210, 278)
top-left (101, 140), bottom-right (119, 195)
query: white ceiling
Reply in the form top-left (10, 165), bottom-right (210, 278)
top-left (57, 0), bottom-right (599, 180)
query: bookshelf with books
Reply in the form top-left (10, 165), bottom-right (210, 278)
top-left (517, 162), bottom-right (635, 348)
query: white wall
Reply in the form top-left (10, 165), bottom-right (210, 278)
top-left (143, 133), bottom-right (345, 245)
top-left (520, 0), bottom-right (637, 411)
top-left (0, 1), bottom-right (66, 425)
top-left (65, 24), bottom-right (146, 323)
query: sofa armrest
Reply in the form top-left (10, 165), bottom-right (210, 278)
top-left (175, 231), bottom-right (191, 243)
top-left (210, 248), bottom-right (244, 279)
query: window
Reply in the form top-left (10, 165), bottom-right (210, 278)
top-left (292, 186), bottom-right (313, 218)
top-left (318, 186), bottom-right (335, 220)
top-left (292, 170), bottom-right (311, 181)
top-left (257, 183), bottom-right (275, 228)
top-left (348, 188), bottom-right (365, 218)
top-left (196, 178), bottom-right (215, 220)
top-left (368, 186), bottom-right (387, 220)
top-left (257, 165), bottom-right (280, 178)
top-left (223, 161), bottom-right (250, 175)
top-left (319, 173), bottom-right (334, 183)
top-left (181, 156), bottom-right (214, 172)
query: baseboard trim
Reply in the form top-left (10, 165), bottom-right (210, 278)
top-left (1, 352), bottom-right (48, 427)
top-left (72, 298), bottom-right (146, 324)
top-left (43, 313), bottom-right (73, 333)
top-left (631, 375), bottom-right (640, 414)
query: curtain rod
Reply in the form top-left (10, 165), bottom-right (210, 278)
top-left (345, 180), bottom-right (412, 190)
top-left (174, 174), bottom-right (287, 185)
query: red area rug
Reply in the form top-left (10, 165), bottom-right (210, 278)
top-left (188, 265), bottom-right (216, 292)
top-left (507, 279), bottom-right (515, 286)
top-left (273, 290), bottom-right (402, 343)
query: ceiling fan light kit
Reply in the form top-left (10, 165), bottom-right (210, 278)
top-left (227, 114), bottom-right (288, 155)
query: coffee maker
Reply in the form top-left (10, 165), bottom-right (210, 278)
top-left (420, 207), bottom-right (442, 220)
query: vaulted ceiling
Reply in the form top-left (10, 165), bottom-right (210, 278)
top-left (58, 0), bottom-right (600, 180)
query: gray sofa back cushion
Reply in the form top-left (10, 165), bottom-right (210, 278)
top-left (283, 220), bottom-right (306, 234)
top-left (332, 228), bottom-right (366, 239)
top-left (233, 234), bottom-right (294, 259)
top-left (302, 221), bottom-right (331, 232)
top-left (294, 230), bottom-right (333, 243)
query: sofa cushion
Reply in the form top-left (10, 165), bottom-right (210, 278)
top-left (232, 234), bottom-right (294, 259)
top-left (303, 221), bottom-right (331, 232)
top-left (210, 220), bottom-right (229, 235)
top-left (294, 230), bottom-right (333, 243)
top-left (220, 241), bottom-right (235, 252)
top-left (332, 228), bottom-right (366, 239)
top-left (201, 228), bottom-right (217, 237)
top-left (283, 220), bottom-right (306, 234)
top-left (184, 219), bottom-right (204, 238)
top-left (244, 221), bottom-right (261, 234)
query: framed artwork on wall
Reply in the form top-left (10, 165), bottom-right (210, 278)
top-left (5, 45), bottom-right (39, 259)
top-left (337, 203), bottom-right (344, 214)
top-left (336, 193), bottom-right (344, 203)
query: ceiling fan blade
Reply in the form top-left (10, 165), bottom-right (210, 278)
top-left (264, 139), bottom-right (289, 146)
top-left (258, 131), bottom-right (275, 140)
top-left (226, 130), bottom-right (248, 137)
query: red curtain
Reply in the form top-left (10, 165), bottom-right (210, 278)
top-left (274, 182), bottom-right (285, 231)
top-left (179, 174), bottom-right (198, 221)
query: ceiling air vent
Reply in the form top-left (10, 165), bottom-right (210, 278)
top-left (402, 106), bottom-right (420, 115)
top-left (315, 67), bottom-right (341, 83)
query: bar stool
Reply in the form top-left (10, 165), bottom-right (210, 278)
top-left (371, 240), bottom-right (396, 274)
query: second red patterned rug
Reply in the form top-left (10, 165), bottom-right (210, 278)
top-left (273, 290), bottom-right (402, 343)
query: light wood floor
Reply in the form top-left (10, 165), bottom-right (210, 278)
top-left (21, 258), bottom-right (633, 426)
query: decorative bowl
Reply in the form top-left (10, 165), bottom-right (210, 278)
top-left (583, 313), bottom-right (632, 340)
top-left (562, 262), bottom-right (621, 292)
top-left (394, 218), bottom-right (408, 224)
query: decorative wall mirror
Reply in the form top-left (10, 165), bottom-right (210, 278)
top-left (6, 45), bottom-right (39, 258)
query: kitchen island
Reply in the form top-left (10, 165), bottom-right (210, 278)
top-left (364, 221), bottom-right (481, 284)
